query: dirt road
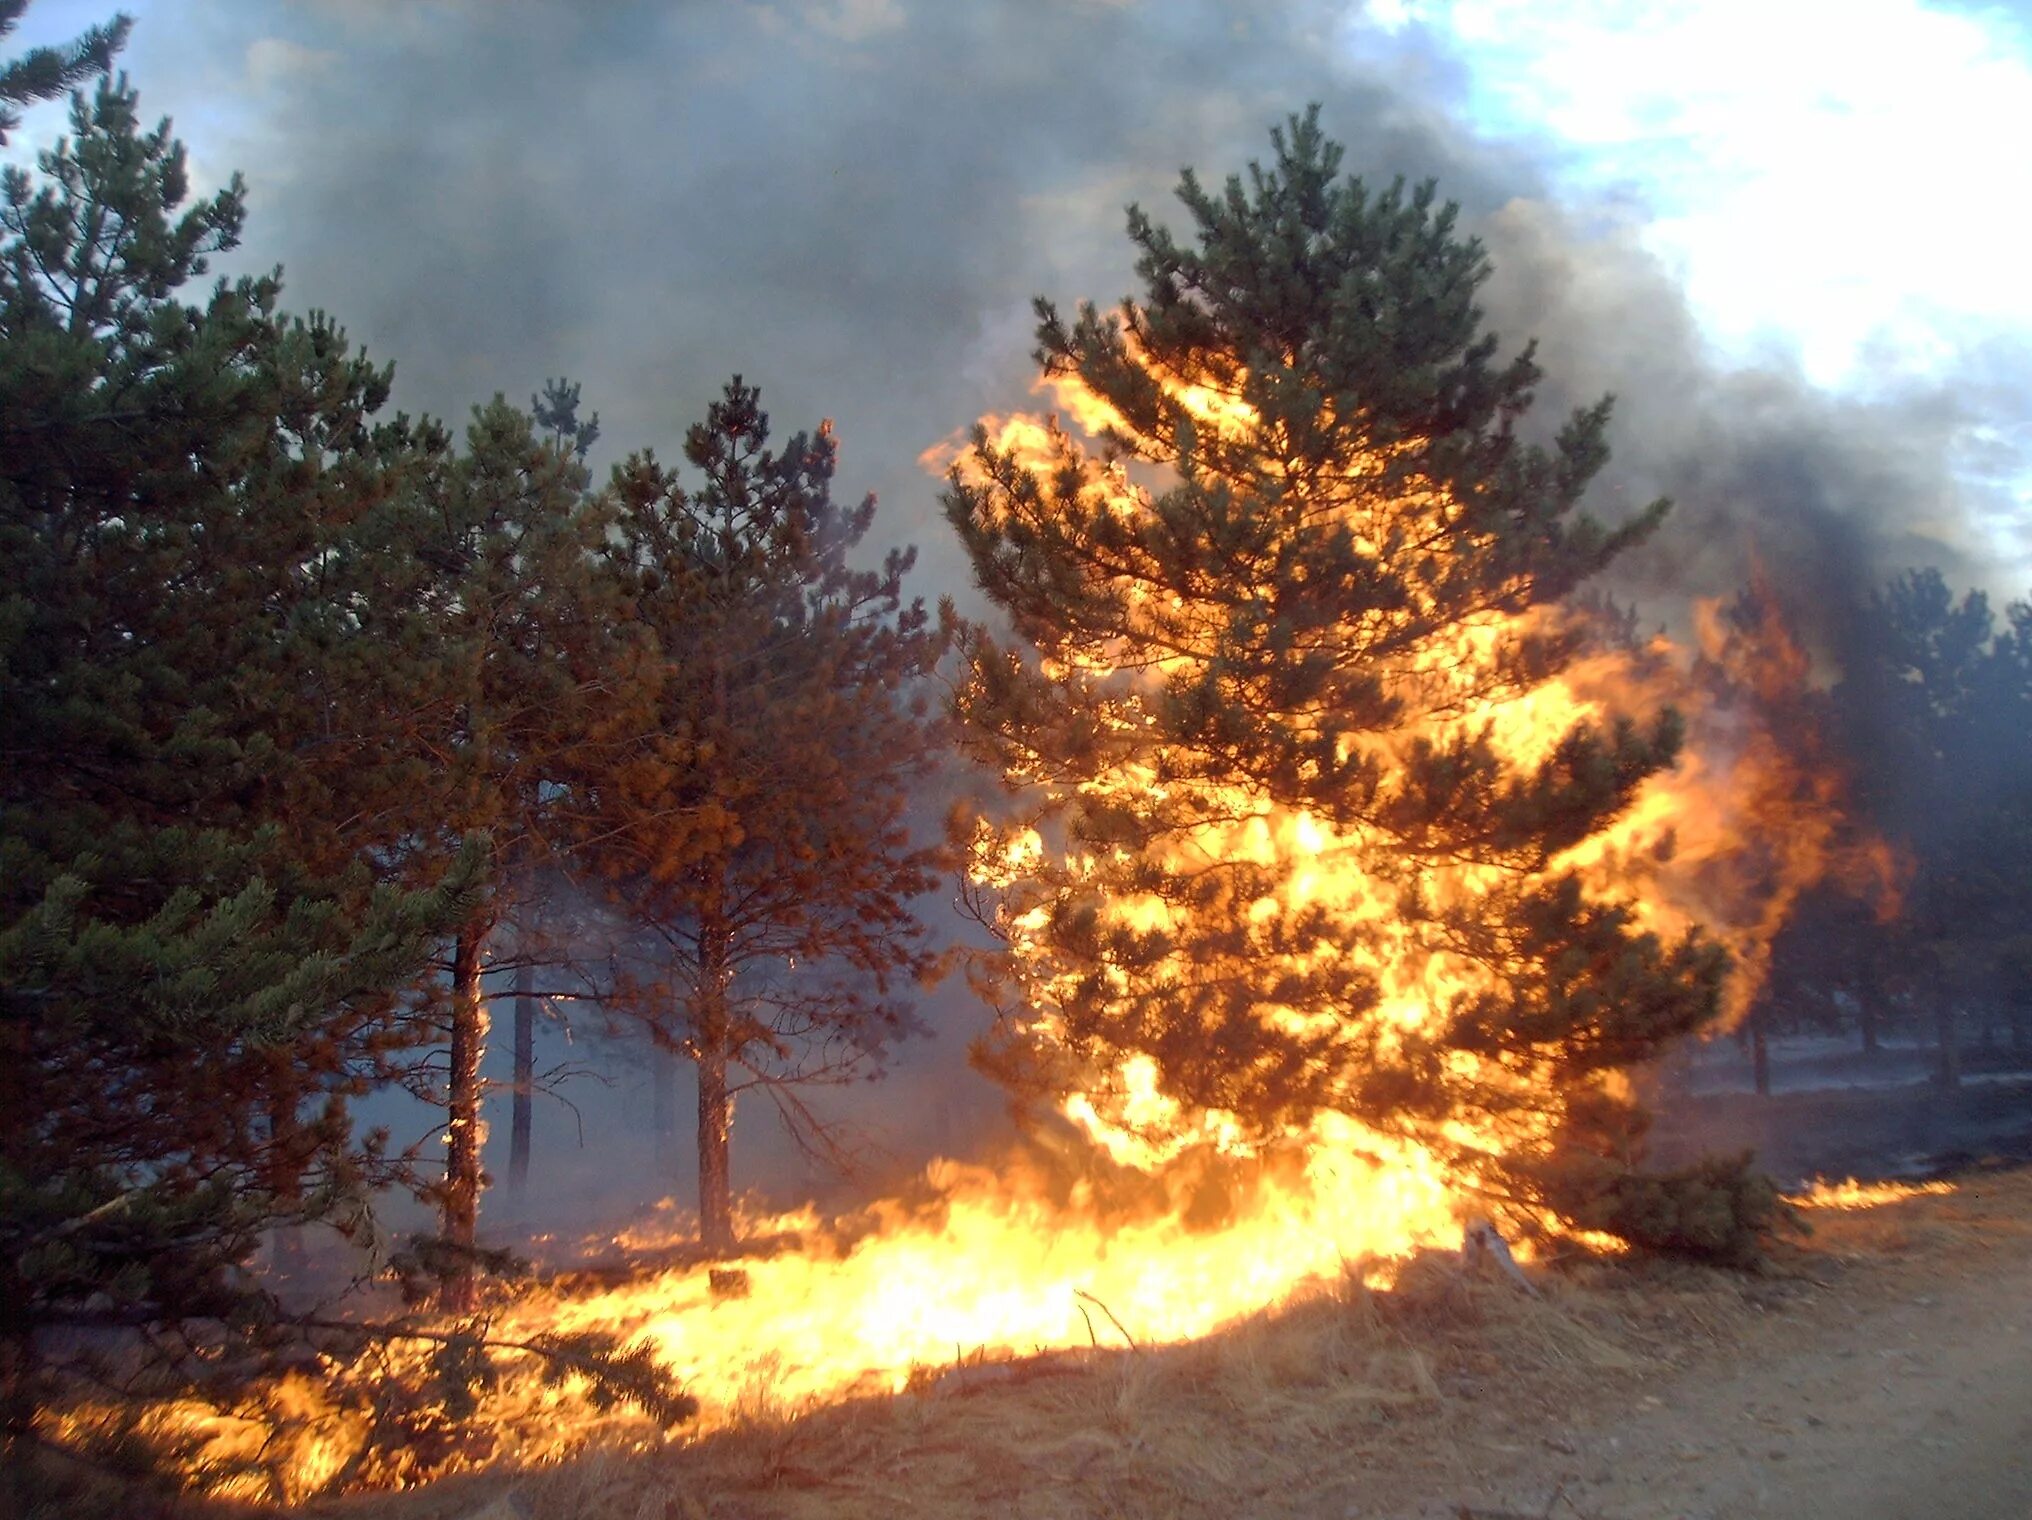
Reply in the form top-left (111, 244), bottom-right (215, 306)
top-left (1442, 1175), bottom-right (2032, 1520)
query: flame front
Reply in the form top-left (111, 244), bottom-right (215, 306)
top-left (1788, 1176), bottom-right (1955, 1211)
top-left (532, 1143), bottom-right (1458, 1412)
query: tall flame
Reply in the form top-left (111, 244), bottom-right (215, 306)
top-left (935, 356), bottom-right (1892, 1221)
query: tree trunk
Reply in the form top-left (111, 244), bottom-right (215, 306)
top-left (444, 926), bottom-right (489, 1312)
top-left (696, 909), bottom-right (736, 1257)
top-left (1751, 1010), bottom-right (1771, 1098)
top-left (697, 1033), bottom-right (734, 1256)
top-left (509, 959), bottom-right (534, 1194)
top-left (1935, 996), bottom-right (1962, 1091)
top-left (695, 653), bottom-right (740, 1257)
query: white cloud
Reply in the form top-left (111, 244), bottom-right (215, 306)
top-left (1364, 0), bottom-right (1428, 31)
top-left (1379, 0), bottom-right (2032, 393)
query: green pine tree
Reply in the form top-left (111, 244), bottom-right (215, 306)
top-left (0, 0), bottom-right (127, 143)
top-left (944, 109), bottom-right (1769, 1255)
top-left (0, 57), bottom-right (493, 1464)
top-left (0, 48), bottom-right (688, 1500)
top-left (388, 389), bottom-right (615, 1309)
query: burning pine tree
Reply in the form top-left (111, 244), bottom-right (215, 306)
top-left (944, 110), bottom-right (1785, 1257)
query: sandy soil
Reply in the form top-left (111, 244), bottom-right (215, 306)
top-left (1412, 1174), bottom-right (2032, 1520)
top-left (339, 1168), bottom-right (2032, 1520)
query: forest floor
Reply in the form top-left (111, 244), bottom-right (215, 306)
top-left (337, 1160), bottom-right (2032, 1520)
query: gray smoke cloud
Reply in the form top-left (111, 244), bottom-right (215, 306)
top-left (174, 1), bottom-right (1554, 596)
top-left (178, 1), bottom-right (2008, 631)
top-left (85, 0), bottom-right (2022, 1212)
top-left (1471, 198), bottom-right (1994, 657)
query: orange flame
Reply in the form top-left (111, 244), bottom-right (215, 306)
top-left (1788, 1176), bottom-right (1953, 1211)
top-left (946, 362), bottom-right (1889, 1200)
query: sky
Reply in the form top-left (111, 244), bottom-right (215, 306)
top-left (1353, 0), bottom-right (2032, 581)
top-left (8, 0), bottom-right (2030, 1208)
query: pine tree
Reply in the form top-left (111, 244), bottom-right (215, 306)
top-left (562, 379), bottom-right (957, 1254)
top-left (0, 0), bottom-right (128, 143)
top-left (0, 52), bottom-right (690, 1497)
top-left (503, 383), bottom-right (606, 1207)
top-left (0, 62), bottom-right (488, 1440)
top-left (375, 389), bottom-right (614, 1308)
top-left (944, 110), bottom-right (1762, 1252)
top-left (1822, 570), bottom-right (2032, 1080)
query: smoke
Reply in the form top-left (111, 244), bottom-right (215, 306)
top-left (163, 3), bottom-right (2005, 618)
top-left (1469, 197), bottom-right (1987, 664)
top-left (98, 0), bottom-right (2022, 1204)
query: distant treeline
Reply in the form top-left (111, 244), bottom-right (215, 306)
top-left (1753, 569), bottom-right (2032, 1090)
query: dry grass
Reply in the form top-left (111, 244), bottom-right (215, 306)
top-left (318, 1170), bottom-right (2032, 1520)
top-left (325, 1251), bottom-right (1754, 1519)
